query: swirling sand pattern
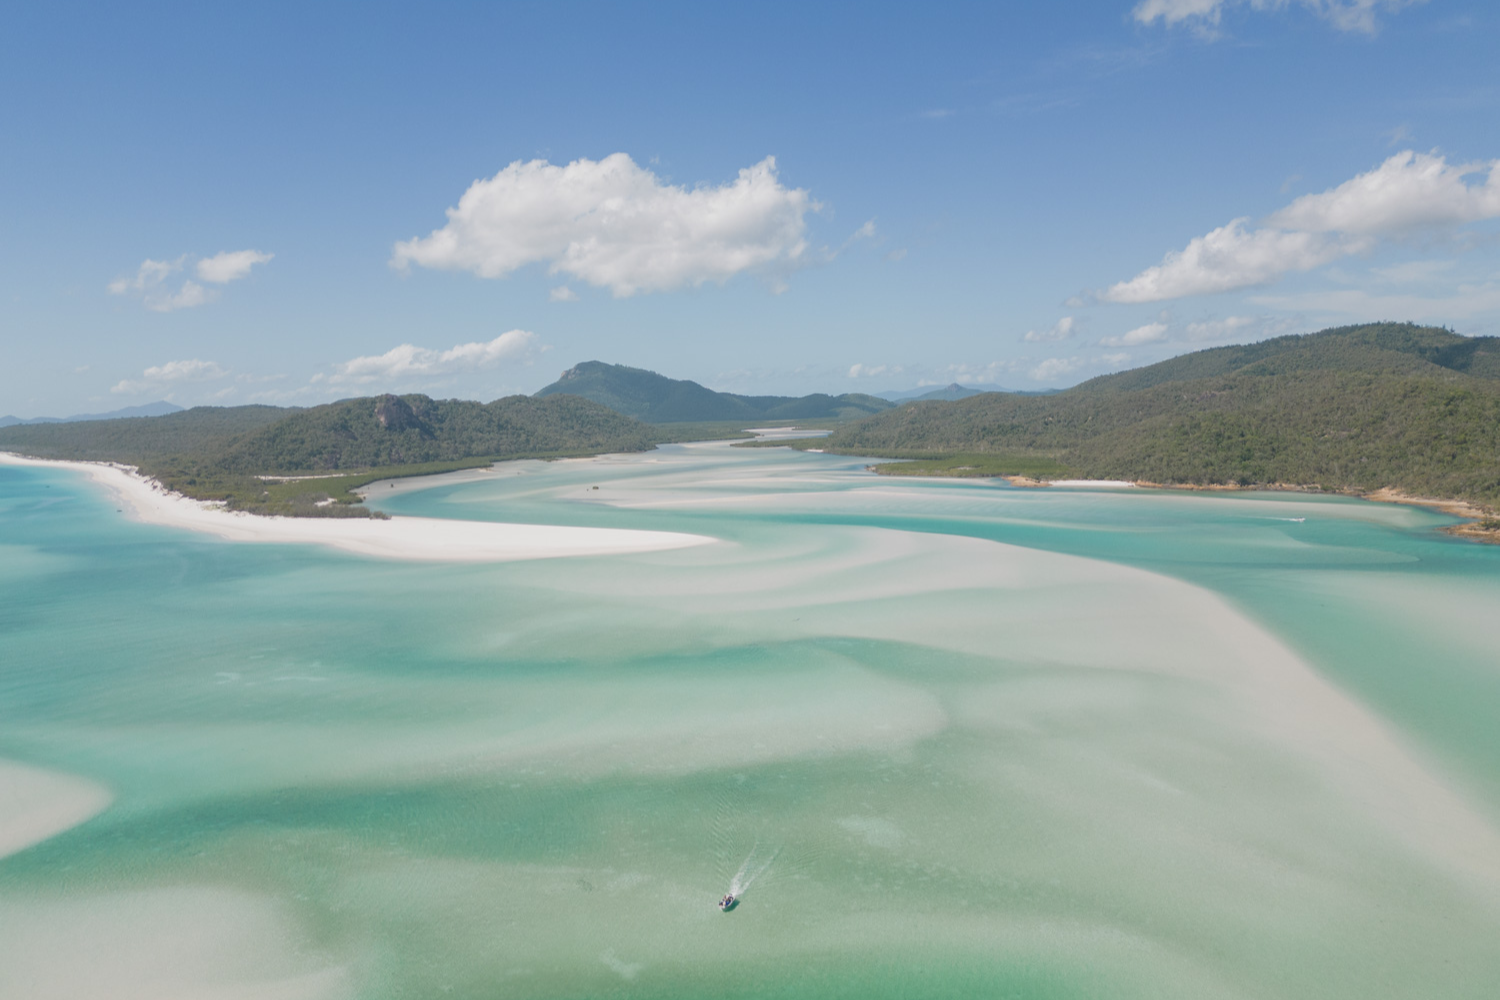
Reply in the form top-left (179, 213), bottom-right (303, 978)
top-left (1, 442), bottom-right (1498, 998)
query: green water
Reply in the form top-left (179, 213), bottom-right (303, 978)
top-left (3, 442), bottom-right (1499, 999)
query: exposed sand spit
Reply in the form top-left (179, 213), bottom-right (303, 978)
top-left (0, 452), bottom-right (715, 562)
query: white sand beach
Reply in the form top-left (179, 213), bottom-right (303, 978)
top-left (0, 453), bottom-right (715, 562)
top-left (1044, 479), bottom-right (1137, 488)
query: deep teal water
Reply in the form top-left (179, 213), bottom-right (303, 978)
top-left (2, 444), bottom-right (1499, 999)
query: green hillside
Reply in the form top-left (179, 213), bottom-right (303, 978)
top-left (535, 360), bottom-right (893, 422)
top-left (734, 391), bottom-right (892, 420)
top-left (0, 393), bottom-right (660, 517)
top-left (0, 404), bottom-right (294, 461)
top-left (214, 393), bottom-right (653, 473)
top-left (536, 361), bottom-right (746, 421)
top-left (817, 323), bottom-right (1500, 509)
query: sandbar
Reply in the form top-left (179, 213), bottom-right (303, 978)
top-left (1042, 479), bottom-right (1137, 488)
top-left (0, 453), bottom-right (716, 562)
top-left (0, 759), bottom-right (111, 861)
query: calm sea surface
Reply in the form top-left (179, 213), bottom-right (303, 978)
top-left (3, 442), bottom-right (1499, 999)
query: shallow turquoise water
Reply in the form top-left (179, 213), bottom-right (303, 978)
top-left (3, 443), bottom-right (1499, 999)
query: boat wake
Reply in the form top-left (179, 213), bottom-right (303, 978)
top-left (729, 842), bottom-right (781, 897)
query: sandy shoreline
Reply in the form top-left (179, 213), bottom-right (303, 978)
top-left (1363, 487), bottom-right (1499, 543)
top-left (1361, 486), bottom-right (1487, 519)
top-left (0, 453), bottom-right (716, 562)
top-left (998, 473), bottom-right (1500, 541)
top-left (1136, 479), bottom-right (1500, 542)
top-left (1001, 477), bottom-right (1135, 489)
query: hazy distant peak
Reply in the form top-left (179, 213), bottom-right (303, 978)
top-left (535, 360), bottom-right (894, 423)
top-left (0, 400), bottom-right (184, 425)
top-left (877, 383), bottom-right (1013, 402)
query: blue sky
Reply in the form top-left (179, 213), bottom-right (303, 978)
top-left (3, 0), bottom-right (1498, 414)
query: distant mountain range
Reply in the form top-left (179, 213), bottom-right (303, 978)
top-left (0, 400), bottom-right (182, 428)
top-left (534, 361), bottom-right (894, 422)
top-left (874, 383), bottom-right (1063, 402)
top-left (875, 383), bottom-right (1008, 402)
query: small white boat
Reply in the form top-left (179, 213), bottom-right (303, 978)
top-left (719, 893), bottom-right (736, 911)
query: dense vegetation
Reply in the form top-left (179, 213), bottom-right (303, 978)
top-left (214, 393), bottom-right (654, 473)
top-left (864, 453), bottom-right (1072, 478)
top-left (0, 393), bottom-right (665, 517)
top-left (535, 360), bottom-right (894, 422)
top-left (0, 405), bottom-right (293, 462)
top-left (819, 323), bottom-right (1500, 508)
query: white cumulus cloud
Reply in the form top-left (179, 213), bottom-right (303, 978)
top-left (1134, 0), bottom-right (1424, 35)
top-left (548, 286), bottom-right (579, 302)
top-left (1103, 149), bottom-right (1500, 304)
top-left (1030, 357), bottom-right (1081, 382)
top-left (319, 330), bottom-right (538, 386)
top-left (1267, 151), bottom-right (1500, 235)
top-left (196, 249), bottom-right (274, 284)
top-left (1102, 220), bottom-right (1356, 303)
top-left (392, 153), bottom-right (817, 297)
top-left (109, 248), bottom-right (270, 311)
top-left (933, 360), bottom-right (1018, 385)
top-left (1100, 322), bottom-right (1169, 346)
top-left (112, 358), bottom-right (227, 395)
top-left (108, 257), bottom-right (184, 294)
top-left (1024, 316), bottom-right (1075, 342)
top-left (1185, 315), bottom-right (1259, 340)
top-left (149, 281), bottom-right (215, 312)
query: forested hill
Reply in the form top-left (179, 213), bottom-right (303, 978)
top-left (0, 393), bottom-right (657, 516)
top-left (819, 323), bottom-right (1500, 507)
top-left (0, 404), bottom-right (294, 461)
top-left (535, 360), bottom-right (894, 422)
top-left (212, 393), bottom-right (655, 473)
top-left (1075, 321), bottom-right (1500, 391)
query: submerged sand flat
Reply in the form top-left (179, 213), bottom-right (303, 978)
top-left (2, 441), bottom-right (1499, 999)
top-left (0, 887), bottom-right (350, 1000)
top-left (0, 453), bottom-right (714, 562)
